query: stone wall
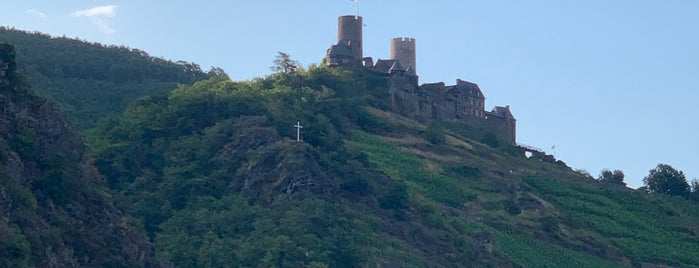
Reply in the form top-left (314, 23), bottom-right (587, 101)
top-left (388, 76), bottom-right (516, 144)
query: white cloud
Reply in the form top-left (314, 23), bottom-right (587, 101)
top-left (26, 9), bottom-right (48, 19)
top-left (71, 5), bottom-right (118, 34)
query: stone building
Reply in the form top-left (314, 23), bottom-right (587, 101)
top-left (323, 15), bottom-right (517, 144)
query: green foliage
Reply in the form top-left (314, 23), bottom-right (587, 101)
top-left (495, 231), bottom-right (621, 268)
top-left (481, 132), bottom-right (500, 148)
top-left (525, 176), bottom-right (699, 266)
top-left (81, 57), bottom-right (699, 267)
top-left (691, 179), bottom-right (699, 201)
top-left (8, 128), bottom-right (36, 160)
top-left (643, 164), bottom-right (690, 197)
top-left (598, 169), bottom-right (626, 186)
top-left (0, 42), bottom-right (16, 63)
top-left (503, 199), bottom-right (522, 215)
top-left (271, 51), bottom-right (301, 74)
top-left (0, 42), bottom-right (16, 81)
top-left (422, 121), bottom-right (445, 144)
top-left (89, 68), bottom-right (427, 266)
top-left (348, 132), bottom-right (478, 208)
top-left (0, 222), bottom-right (31, 268)
top-left (378, 181), bottom-right (409, 210)
top-left (0, 27), bottom-right (218, 130)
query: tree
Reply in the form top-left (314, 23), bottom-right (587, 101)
top-left (574, 169), bottom-right (594, 180)
top-left (270, 51), bottom-right (300, 74)
top-left (481, 132), bottom-right (499, 148)
top-left (690, 179), bottom-right (699, 201)
top-left (207, 67), bottom-right (229, 79)
top-left (598, 169), bottom-right (626, 186)
top-left (423, 122), bottom-right (445, 144)
top-left (642, 164), bottom-right (690, 197)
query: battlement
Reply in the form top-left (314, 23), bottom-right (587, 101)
top-left (393, 37), bottom-right (416, 43)
top-left (391, 37), bottom-right (417, 75)
top-left (339, 15), bottom-right (361, 21)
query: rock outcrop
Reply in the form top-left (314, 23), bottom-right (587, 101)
top-left (0, 43), bottom-right (157, 267)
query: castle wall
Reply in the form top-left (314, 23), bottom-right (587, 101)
top-left (391, 38), bottom-right (416, 75)
top-left (338, 16), bottom-right (363, 59)
top-left (387, 77), bottom-right (517, 144)
top-left (482, 115), bottom-right (516, 144)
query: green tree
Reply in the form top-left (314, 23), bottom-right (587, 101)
top-left (642, 164), bottom-right (690, 197)
top-left (598, 169), bottom-right (626, 186)
top-left (481, 132), bottom-right (500, 148)
top-left (690, 179), bottom-right (699, 201)
top-left (423, 121), bottom-right (445, 144)
top-left (271, 51), bottom-right (300, 73)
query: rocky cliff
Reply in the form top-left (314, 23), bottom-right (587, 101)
top-left (0, 43), bottom-right (156, 267)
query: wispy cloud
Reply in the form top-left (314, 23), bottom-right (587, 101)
top-left (26, 9), bottom-right (48, 19)
top-left (71, 5), bottom-right (118, 34)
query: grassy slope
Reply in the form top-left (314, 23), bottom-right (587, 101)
top-left (348, 107), bottom-right (699, 267)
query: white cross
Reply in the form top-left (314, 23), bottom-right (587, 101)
top-left (294, 121), bottom-right (303, 142)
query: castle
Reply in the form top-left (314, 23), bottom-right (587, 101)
top-left (323, 15), bottom-right (517, 144)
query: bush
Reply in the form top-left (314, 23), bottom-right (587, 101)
top-left (423, 122), bottom-right (445, 144)
top-left (598, 169), bottom-right (626, 186)
top-left (503, 199), bottom-right (522, 215)
top-left (481, 132), bottom-right (500, 148)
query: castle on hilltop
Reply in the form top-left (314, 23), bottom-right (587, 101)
top-left (323, 15), bottom-right (516, 144)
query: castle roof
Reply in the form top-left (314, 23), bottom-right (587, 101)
top-left (446, 79), bottom-right (485, 99)
top-left (487, 106), bottom-right (515, 119)
top-left (389, 60), bottom-right (406, 73)
top-left (373, 59), bottom-right (398, 73)
top-left (327, 41), bottom-right (355, 58)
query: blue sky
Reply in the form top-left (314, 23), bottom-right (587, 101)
top-left (3, 1), bottom-right (698, 188)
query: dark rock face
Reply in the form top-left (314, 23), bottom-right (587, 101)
top-left (220, 116), bottom-right (336, 205)
top-left (0, 45), bottom-right (157, 267)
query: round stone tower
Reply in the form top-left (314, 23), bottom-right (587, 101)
top-left (338, 15), bottom-right (363, 59)
top-left (390, 38), bottom-right (416, 75)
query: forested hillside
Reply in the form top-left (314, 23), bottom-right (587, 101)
top-left (0, 44), bottom-right (156, 267)
top-left (0, 27), bottom-right (220, 130)
top-left (2, 27), bottom-right (698, 266)
top-left (86, 65), bottom-right (699, 267)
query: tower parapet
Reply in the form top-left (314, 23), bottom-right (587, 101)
top-left (391, 38), bottom-right (416, 75)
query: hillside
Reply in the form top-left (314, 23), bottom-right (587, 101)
top-left (86, 66), bottom-right (699, 267)
top-left (0, 44), bottom-right (157, 267)
top-left (0, 27), bottom-right (219, 130)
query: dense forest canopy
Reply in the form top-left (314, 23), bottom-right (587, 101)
top-left (0, 27), bottom-right (221, 130)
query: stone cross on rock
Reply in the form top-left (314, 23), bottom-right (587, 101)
top-left (294, 121), bottom-right (303, 142)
